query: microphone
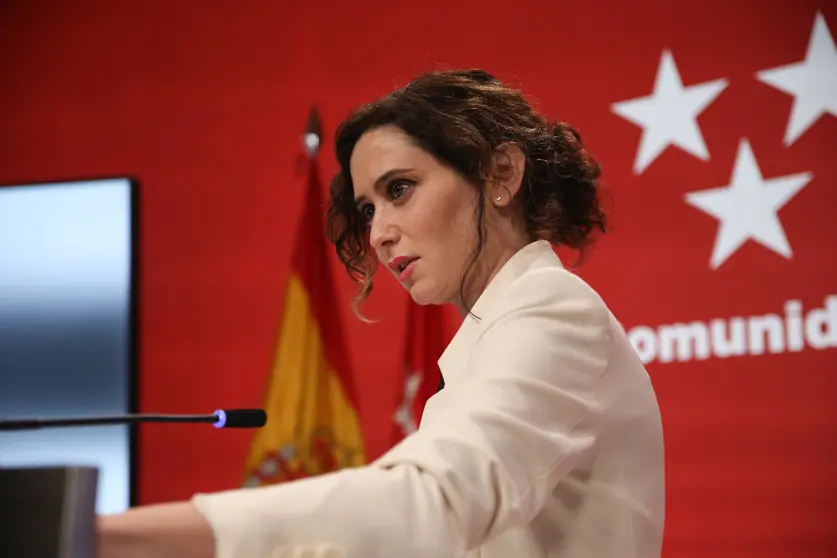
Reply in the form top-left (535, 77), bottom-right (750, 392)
top-left (0, 409), bottom-right (267, 432)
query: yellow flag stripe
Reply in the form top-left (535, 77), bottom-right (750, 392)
top-left (244, 273), bottom-right (365, 481)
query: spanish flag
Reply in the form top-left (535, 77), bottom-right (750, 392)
top-left (390, 300), bottom-right (445, 444)
top-left (243, 157), bottom-right (366, 486)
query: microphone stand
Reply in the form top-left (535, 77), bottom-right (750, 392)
top-left (0, 408), bottom-right (267, 431)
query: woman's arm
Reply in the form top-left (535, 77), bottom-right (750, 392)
top-left (97, 268), bottom-right (611, 558)
top-left (187, 269), bottom-right (611, 558)
top-left (97, 501), bottom-right (215, 558)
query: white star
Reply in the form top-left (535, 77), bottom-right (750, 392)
top-left (756, 12), bottom-right (837, 145)
top-left (684, 139), bottom-right (813, 269)
top-left (611, 49), bottom-right (728, 174)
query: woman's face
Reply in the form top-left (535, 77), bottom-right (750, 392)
top-left (350, 125), bottom-right (481, 308)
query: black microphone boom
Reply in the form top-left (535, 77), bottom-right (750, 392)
top-left (0, 409), bottom-right (267, 432)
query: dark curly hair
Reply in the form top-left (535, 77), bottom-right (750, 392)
top-left (326, 69), bottom-right (608, 315)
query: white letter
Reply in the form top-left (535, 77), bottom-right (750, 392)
top-left (805, 295), bottom-right (837, 349)
top-left (627, 326), bottom-right (658, 364)
top-left (710, 317), bottom-right (746, 358)
top-left (784, 300), bottom-right (804, 352)
top-left (748, 314), bottom-right (785, 354)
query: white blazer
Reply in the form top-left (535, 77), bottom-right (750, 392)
top-left (192, 240), bottom-right (666, 558)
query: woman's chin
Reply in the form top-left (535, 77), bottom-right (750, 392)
top-left (408, 291), bottom-right (432, 306)
top-left (407, 282), bottom-right (447, 307)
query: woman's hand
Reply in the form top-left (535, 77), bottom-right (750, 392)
top-left (97, 501), bottom-right (216, 558)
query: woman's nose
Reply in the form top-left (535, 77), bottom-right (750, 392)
top-left (368, 212), bottom-right (398, 250)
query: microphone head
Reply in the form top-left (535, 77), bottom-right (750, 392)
top-left (212, 409), bottom-right (267, 428)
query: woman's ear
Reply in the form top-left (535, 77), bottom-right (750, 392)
top-left (488, 143), bottom-right (525, 208)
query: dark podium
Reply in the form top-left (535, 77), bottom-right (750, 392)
top-left (0, 466), bottom-right (99, 558)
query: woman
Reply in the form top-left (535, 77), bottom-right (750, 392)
top-left (98, 69), bottom-right (665, 558)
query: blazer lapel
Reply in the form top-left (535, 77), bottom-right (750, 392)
top-left (436, 240), bottom-right (562, 387)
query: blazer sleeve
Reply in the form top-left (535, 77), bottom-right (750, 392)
top-left (191, 269), bottom-right (612, 558)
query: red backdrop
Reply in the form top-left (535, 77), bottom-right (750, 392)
top-left (2, 1), bottom-right (835, 556)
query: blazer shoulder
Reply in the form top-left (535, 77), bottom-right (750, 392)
top-left (491, 264), bottom-right (611, 328)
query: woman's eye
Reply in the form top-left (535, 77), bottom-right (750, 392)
top-left (360, 204), bottom-right (375, 222)
top-left (389, 180), bottom-right (412, 199)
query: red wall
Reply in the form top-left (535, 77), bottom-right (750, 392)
top-left (2, 1), bottom-right (835, 557)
